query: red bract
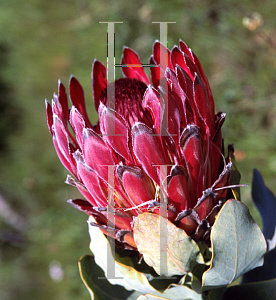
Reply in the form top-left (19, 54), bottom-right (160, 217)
top-left (46, 40), bottom-right (232, 249)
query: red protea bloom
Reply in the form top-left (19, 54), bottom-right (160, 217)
top-left (46, 40), bottom-right (232, 249)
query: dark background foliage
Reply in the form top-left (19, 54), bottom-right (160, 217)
top-left (0, 0), bottom-right (275, 299)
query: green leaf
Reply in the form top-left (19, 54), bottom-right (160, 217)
top-left (133, 213), bottom-right (204, 276)
top-left (127, 292), bottom-right (147, 300)
top-left (202, 200), bottom-right (267, 290)
top-left (223, 278), bottom-right (276, 300)
top-left (78, 254), bottom-right (140, 300)
top-left (87, 216), bottom-right (158, 294)
top-left (135, 284), bottom-right (205, 300)
top-left (190, 264), bottom-right (206, 294)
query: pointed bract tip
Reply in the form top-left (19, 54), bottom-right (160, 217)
top-left (65, 175), bottom-right (76, 186)
top-left (82, 127), bottom-right (90, 140)
top-left (69, 75), bottom-right (77, 83)
top-left (193, 72), bottom-right (203, 86)
top-left (145, 84), bottom-right (153, 92)
top-left (45, 99), bottom-right (50, 107)
top-left (58, 80), bottom-right (66, 92)
top-left (70, 105), bottom-right (77, 114)
top-left (82, 127), bottom-right (98, 143)
top-left (92, 59), bottom-right (100, 69)
top-left (72, 149), bottom-right (83, 163)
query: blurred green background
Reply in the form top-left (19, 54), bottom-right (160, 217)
top-left (0, 0), bottom-right (276, 299)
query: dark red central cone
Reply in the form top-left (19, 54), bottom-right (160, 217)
top-left (100, 78), bottom-right (148, 126)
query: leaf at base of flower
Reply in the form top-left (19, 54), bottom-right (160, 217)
top-left (78, 254), bottom-right (142, 300)
top-left (87, 216), bottom-right (158, 294)
top-left (133, 213), bottom-right (204, 276)
top-left (150, 284), bottom-right (203, 300)
top-left (137, 295), bottom-right (168, 300)
top-left (202, 200), bottom-right (267, 291)
top-left (135, 285), bottom-right (205, 300)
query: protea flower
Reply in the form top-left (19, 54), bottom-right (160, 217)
top-left (46, 40), bottom-right (233, 250)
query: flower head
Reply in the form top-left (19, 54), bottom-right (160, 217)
top-left (46, 40), bottom-right (232, 249)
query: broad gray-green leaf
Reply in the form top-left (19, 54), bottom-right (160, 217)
top-left (137, 295), bottom-right (168, 299)
top-left (152, 284), bottom-right (203, 300)
top-left (202, 200), bottom-right (266, 290)
top-left (136, 284), bottom-right (205, 300)
top-left (133, 213), bottom-right (204, 276)
top-left (87, 216), bottom-right (157, 294)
